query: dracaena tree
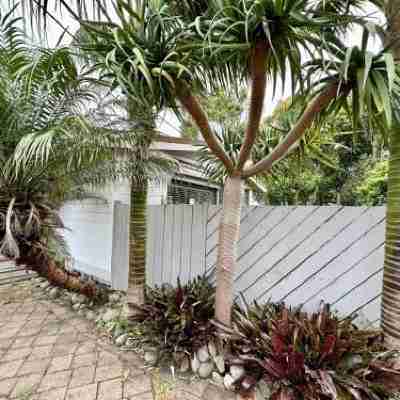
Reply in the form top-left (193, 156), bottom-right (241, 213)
top-left (17, 0), bottom-right (400, 331)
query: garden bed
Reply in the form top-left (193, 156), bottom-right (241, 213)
top-left (26, 271), bottom-right (400, 400)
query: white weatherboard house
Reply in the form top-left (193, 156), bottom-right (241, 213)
top-left (60, 135), bottom-right (254, 287)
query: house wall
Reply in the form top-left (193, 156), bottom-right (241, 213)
top-left (60, 193), bottom-right (114, 283)
top-left (60, 179), bottom-right (167, 283)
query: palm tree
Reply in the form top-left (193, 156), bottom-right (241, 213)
top-left (0, 6), bottom-right (96, 258)
top-left (380, 1), bottom-right (400, 348)
top-left (16, 92), bottom-right (177, 315)
top-left (17, 0), bottom-right (399, 329)
top-left (70, 11), bottom-right (181, 311)
top-left (0, 6), bottom-right (143, 264)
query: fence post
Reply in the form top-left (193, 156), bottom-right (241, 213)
top-left (111, 201), bottom-right (129, 291)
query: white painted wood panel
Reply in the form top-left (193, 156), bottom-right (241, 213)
top-left (60, 197), bottom-right (113, 283)
top-left (63, 202), bottom-right (386, 326)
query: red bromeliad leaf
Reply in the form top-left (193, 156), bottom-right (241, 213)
top-left (262, 358), bottom-right (288, 380)
top-left (287, 351), bottom-right (305, 378)
top-left (175, 285), bottom-right (184, 308)
top-left (272, 333), bottom-right (287, 354)
top-left (276, 308), bottom-right (290, 337)
top-left (320, 335), bottom-right (337, 363)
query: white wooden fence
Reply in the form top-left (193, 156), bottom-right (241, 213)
top-left (144, 205), bottom-right (385, 327)
top-left (62, 203), bottom-right (386, 327)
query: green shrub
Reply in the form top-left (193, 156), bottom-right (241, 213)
top-left (355, 160), bottom-right (388, 206)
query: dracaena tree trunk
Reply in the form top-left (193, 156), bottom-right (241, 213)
top-left (215, 175), bottom-right (243, 325)
top-left (126, 179), bottom-right (148, 315)
top-left (382, 0), bottom-right (400, 348)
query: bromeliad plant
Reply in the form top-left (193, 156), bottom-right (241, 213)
top-left (129, 276), bottom-right (215, 359)
top-left (216, 303), bottom-right (395, 399)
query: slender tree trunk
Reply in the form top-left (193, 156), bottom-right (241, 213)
top-left (126, 179), bottom-right (148, 315)
top-left (215, 175), bottom-right (243, 326)
top-left (382, 129), bottom-right (400, 348)
top-left (381, 0), bottom-right (400, 348)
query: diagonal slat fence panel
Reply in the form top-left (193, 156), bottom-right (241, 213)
top-left (144, 204), bottom-right (385, 327)
top-left (64, 202), bottom-right (386, 327)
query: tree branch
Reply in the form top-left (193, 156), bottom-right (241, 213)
top-left (237, 41), bottom-right (269, 171)
top-left (176, 81), bottom-right (235, 174)
top-left (242, 82), bottom-right (342, 179)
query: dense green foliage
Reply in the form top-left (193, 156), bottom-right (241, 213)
top-left (190, 90), bottom-right (388, 206)
top-left (263, 106), bottom-right (387, 206)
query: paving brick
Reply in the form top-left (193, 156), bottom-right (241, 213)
top-left (72, 353), bottom-right (97, 368)
top-left (17, 328), bottom-right (42, 337)
top-left (129, 392), bottom-right (153, 400)
top-left (0, 328), bottom-right (20, 340)
top-left (35, 335), bottom-right (59, 347)
top-left (38, 387), bottom-right (67, 400)
top-left (75, 342), bottom-right (97, 356)
top-left (97, 378), bottom-right (123, 400)
top-left (10, 336), bottom-right (36, 349)
top-left (0, 339), bottom-right (12, 351)
top-left (52, 343), bottom-right (79, 357)
top-left (17, 358), bottom-right (51, 376)
top-left (5, 321), bottom-right (26, 330)
top-left (2, 347), bottom-right (32, 362)
top-left (0, 378), bottom-right (17, 397)
top-left (38, 370), bottom-right (71, 392)
top-left (97, 351), bottom-right (119, 366)
top-left (24, 320), bottom-right (46, 329)
top-left (28, 345), bottom-right (54, 361)
top-left (69, 366), bottom-right (95, 388)
top-left (10, 373), bottom-right (42, 398)
top-left (0, 359), bottom-right (24, 379)
top-left (65, 383), bottom-right (98, 400)
top-left (48, 354), bottom-right (73, 373)
top-left (95, 365), bottom-right (124, 382)
top-left (56, 333), bottom-right (79, 346)
top-left (124, 375), bottom-right (152, 398)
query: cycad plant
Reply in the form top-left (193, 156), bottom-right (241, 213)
top-left (17, 1), bottom-right (400, 335)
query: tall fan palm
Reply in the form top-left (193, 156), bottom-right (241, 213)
top-left (17, 1), bottom-right (399, 334)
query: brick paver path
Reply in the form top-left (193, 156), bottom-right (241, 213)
top-left (0, 282), bottom-right (209, 400)
top-left (0, 297), bottom-right (155, 400)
